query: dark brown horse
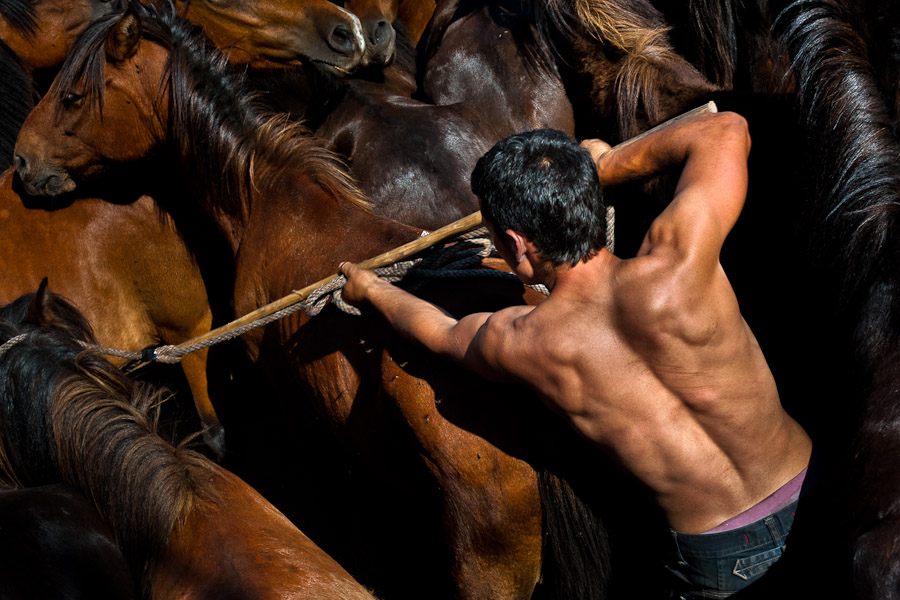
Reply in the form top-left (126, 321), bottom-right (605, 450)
top-left (0, 283), bottom-right (379, 599)
top-left (309, 28), bottom-right (504, 229)
top-left (0, 483), bottom-right (138, 599)
top-left (420, 0), bottom-right (717, 144)
top-left (14, 4), bottom-right (614, 598)
top-left (768, 2), bottom-right (900, 598)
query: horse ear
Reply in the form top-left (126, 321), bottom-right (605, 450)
top-left (106, 11), bottom-right (142, 63)
top-left (27, 278), bottom-right (59, 328)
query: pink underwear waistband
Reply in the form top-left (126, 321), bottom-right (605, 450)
top-left (703, 467), bottom-right (807, 534)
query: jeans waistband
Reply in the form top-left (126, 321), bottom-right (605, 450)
top-left (668, 500), bottom-right (798, 559)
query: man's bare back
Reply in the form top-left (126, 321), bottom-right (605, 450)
top-left (341, 112), bottom-right (812, 578)
top-left (473, 235), bottom-right (811, 533)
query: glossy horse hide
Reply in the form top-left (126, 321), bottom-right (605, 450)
top-left (0, 284), bottom-right (378, 599)
top-left (419, 0), bottom-right (575, 140)
top-left (14, 5), bottom-right (619, 598)
top-left (311, 28), bottom-right (504, 229)
top-left (170, 0), bottom-right (366, 74)
top-left (0, 167), bottom-right (226, 458)
top-left (396, 0), bottom-right (434, 45)
top-left (0, 483), bottom-right (138, 599)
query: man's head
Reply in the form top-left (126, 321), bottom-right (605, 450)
top-left (471, 128), bottom-right (606, 267)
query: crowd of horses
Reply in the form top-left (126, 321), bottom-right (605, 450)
top-left (1, 0), bottom-right (899, 598)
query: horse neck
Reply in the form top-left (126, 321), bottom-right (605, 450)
top-left (243, 165), bottom-right (422, 283)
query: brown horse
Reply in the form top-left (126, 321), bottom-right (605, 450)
top-left (171, 0), bottom-right (366, 73)
top-left (15, 4), bottom-right (615, 598)
top-left (0, 283), bottom-right (379, 599)
top-left (0, 167), bottom-right (228, 457)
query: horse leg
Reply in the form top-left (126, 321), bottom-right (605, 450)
top-left (180, 346), bottom-right (225, 461)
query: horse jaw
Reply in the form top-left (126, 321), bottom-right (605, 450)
top-left (175, 0), bottom-right (366, 74)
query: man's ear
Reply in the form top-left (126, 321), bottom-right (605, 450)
top-left (505, 229), bottom-right (529, 263)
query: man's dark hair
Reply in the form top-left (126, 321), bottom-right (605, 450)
top-left (471, 129), bottom-right (606, 266)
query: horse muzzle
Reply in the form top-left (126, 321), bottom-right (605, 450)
top-left (13, 153), bottom-right (77, 197)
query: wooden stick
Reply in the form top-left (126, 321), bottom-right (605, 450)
top-left (169, 102), bottom-right (717, 351)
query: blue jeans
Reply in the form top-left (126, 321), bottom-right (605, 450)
top-left (662, 500), bottom-right (797, 599)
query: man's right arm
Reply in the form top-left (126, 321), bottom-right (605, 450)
top-left (585, 112), bottom-right (751, 276)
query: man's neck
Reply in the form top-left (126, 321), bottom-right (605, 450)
top-left (545, 249), bottom-right (615, 294)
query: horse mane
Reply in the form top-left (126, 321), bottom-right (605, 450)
top-left (536, 0), bottom-right (716, 140)
top-left (563, 0), bottom-right (673, 58)
top-left (775, 0), bottom-right (900, 305)
top-left (0, 0), bottom-right (37, 37)
top-left (0, 289), bottom-right (219, 587)
top-left (0, 38), bottom-right (34, 170)
top-left (666, 0), bottom-right (739, 87)
top-left (54, 0), bottom-right (369, 219)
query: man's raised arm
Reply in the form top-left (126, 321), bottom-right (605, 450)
top-left (583, 112), bottom-right (751, 268)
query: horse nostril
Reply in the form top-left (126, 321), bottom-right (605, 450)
top-left (329, 25), bottom-right (354, 55)
top-left (371, 20), bottom-right (391, 47)
top-left (13, 154), bottom-right (27, 176)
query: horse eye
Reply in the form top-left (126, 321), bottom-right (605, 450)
top-left (62, 92), bottom-right (84, 107)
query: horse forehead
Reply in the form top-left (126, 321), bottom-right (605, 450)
top-left (184, 0), bottom-right (355, 21)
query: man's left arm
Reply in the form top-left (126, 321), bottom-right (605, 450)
top-left (339, 262), bottom-right (524, 381)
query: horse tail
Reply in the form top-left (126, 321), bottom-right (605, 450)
top-left (536, 468), bottom-right (610, 600)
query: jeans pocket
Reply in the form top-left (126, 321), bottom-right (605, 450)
top-left (732, 545), bottom-right (784, 581)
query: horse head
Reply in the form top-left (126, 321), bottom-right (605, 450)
top-left (13, 7), bottom-right (170, 196)
top-left (174, 0), bottom-right (366, 74)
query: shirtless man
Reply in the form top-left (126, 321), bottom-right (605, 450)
top-left (340, 112), bottom-right (813, 597)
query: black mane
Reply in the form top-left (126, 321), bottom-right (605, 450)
top-left (0, 39), bottom-right (34, 170)
top-left (0, 0), bottom-right (37, 37)
top-left (776, 0), bottom-right (900, 310)
top-left (0, 289), bottom-right (216, 588)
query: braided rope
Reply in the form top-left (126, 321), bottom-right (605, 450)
top-left (2, 219), bottom-right (612, 369)
top-left (0, 333), bottom-right (28, 360)
top-left (112, 229), bottom-right (546, 370)
top-left (606, 205), bottom-right (616, 253)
